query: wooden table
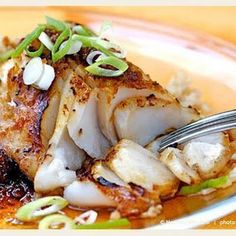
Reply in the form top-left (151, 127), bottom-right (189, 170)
top-left (0, 6), bottom-right (235, 229)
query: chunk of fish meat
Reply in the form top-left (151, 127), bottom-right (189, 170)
top-left (67, 78), bottom-right (110, 159)
top-left (34, 72), bottom-right (86, 193)
top-left (64, 160), bottom-right (161, 217)
top-left (160, 147), bottom-right (201, 184)
top-left (182, 132), bottom-right (231, 179)
top-left (69, 60), bottom-right (176, 145)
top-left (64, 180), bottom-right (116, 207)
top-left (104, 139), bottom-right (179, 198)
top-left (114, 95), bottom-right (199, 146)
top-left (0, 57), bottom-right (66, 179)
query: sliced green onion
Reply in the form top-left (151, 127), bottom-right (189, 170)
top-left (25, 43), bottom-right (45, 57)
top-left (99, 21), bottom-right (113, 37)
top-left (0, 49), bottom-right (15, 62)
top-left (72, 35), bottom-right (114, 57)
top-left (53, 27), bottom-right (70, 52)
top-left (179, 175), bottom-right (229, 195)
top-left (39, 32), bottom-right (54, 51)
top-left (86, 50), bottom-right (105, 65)
top-left (73, 35), bottom-right (126, 60)
top-left (76, 218), bottom-right (131, 229)
top-left (11, 25), bottom-right (45, 58)
top-left (96, 38), bottom-right (127, 59)
top-left (45, 16), bottom-right (66, 32)
top-left (39, 214), bottom-right (77, 229)
top-left (16, 196), bottom-right (68, 222)
top-left (52, 27), bottom-right (73, 62)
top-left (59, 36), bottom-right (82, 55)
top-left (85, 56), bottom-right (128, 77)
top-left (73, 25), bottom-right (95, 37)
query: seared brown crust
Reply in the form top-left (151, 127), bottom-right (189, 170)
top-left (69, 73), bottom-right (91, 103)
top-left (0, 58), bottom-right (71, 180)
top-left (116, 95), bottom-right (173, 109)
top-left (77, 159), bottom-right (160, 217)
top-left (97, 180), bottom-right (160, 218)
top-left (0, 68), bottom-right (49, 179)
top-left (69, 56), bottom-right (174, 101)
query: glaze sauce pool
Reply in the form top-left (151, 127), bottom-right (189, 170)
top-left (1, 182), bottom-right (236, 229)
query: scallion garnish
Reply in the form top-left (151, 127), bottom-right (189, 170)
top-left (99, 20), bottom-right (113, 39)
top-left (25, 43), bottom-right (45, 57)
top-left (59, 36), bottom-right (82, 55)
top-left (86, 50), bottom-right (105, 65)
top-left (16, 196), bottom-right (68, 222)
top-left (52, 26), bottom-right (73, 62)
top-left (72, 25), bottom-right (95, 37)
top-left (0, 17), bottom-right (129, 77)
top-left (39, 214), bottom-right (77, 229)
top-left (11, 25), bottom-right (45, 58)
top-left (0, 49), bottom-right (15, 62)
top-left (45, 16), bottom-right (66, 32)
top-left (76, 218), bottom-right (131, 229)
top-left (39, 31), bottom-right (54, 51)
top-left (179, 175), bottom-right (229, 195)
top-left (96, 38), bottom-right (127, 59)
top-left (85, 56), bottom-right (128, 77)
top-left (72, 35), bottom-right (114, 57)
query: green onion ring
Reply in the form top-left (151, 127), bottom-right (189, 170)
top-left (85, 56), bottom-right (128, 77)
top-left (45, 16), bottom-right (66, 32)
top-left (76, 218), bottom-right (131, 229)
top-left (16, 196), bottom-right (68, 222)
top-left (39, 214), bottom-right (77, 229)
top-left (11, 25), bottom-right (45, 58)
top-left (52, 27), bottom-right (73, 62)
top-left (0, 49), bottom-right (15, 62)
top-left (179, 175), bottom-right (229, 195)
top-left (72, 25), bottom-right (95, 37)
top-left (25, 43), bottom-right (45, 57)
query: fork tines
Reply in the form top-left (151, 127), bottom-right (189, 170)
top-left (159, 109), bottom-right (236, 151)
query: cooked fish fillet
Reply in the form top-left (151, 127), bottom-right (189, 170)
top-left (0, 57), bottom-right (67, 179)
top-left (160, 147), bottom-right (201, 184)
top-left (34, 72), bottom-right (86, 193)
top-left (64, 179), bottom-right (116, 207)
top-left (92, 161), bottom-right (128, 187)
top-left (69, 59), bottom-right (176, 145)
top-left (182, 132), bottom-right (231, 179)
top-left (114, 95), bottom-right (198, 146)
top-left (1, 26), bottom-right (233, 220)
top-left (67, 78), bottom-right (110, 159)
top-left (149, 132), bottom-right (231, 182)
top-left (64, 159), bottom-right (161, 217)
top-left (103, 139), bottom-right (179, 198)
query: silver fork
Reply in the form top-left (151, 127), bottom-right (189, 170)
top-left (158, 109), bottom-right (236, 152)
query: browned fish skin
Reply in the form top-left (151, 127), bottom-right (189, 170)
top-left (0, 69), bottom-right (48, 179)
top-left (0, 57), bottom-right (71, 180)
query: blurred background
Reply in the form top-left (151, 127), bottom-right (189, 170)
top-left (0, 7), bottom-right (236, 44)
